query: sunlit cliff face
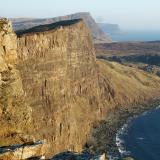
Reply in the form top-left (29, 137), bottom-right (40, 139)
top-left (1, 18), bottom-right (160, 159)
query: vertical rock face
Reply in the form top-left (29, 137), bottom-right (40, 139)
top-left (0, 19), bottom-right (17, 70)
top-left (0, 19), bottom-right (31, 146)
top-left (2, 18), bottom-right (160, 159)
top-left (17, 20), bottom-right (107, 156)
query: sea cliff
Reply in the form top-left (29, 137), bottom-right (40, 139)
top-left (0, 18), bottom-right (32, 147)
top-left (1, 18), bottom-right (160, 159)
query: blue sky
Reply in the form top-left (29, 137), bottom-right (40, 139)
top-left (1, 0), bottom-right (160, 30)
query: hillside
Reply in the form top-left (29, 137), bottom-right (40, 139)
top-left (10, 12), bottom-right (112, 43)
top-left (1, 18), bottom-right (160, 159)
top-left (95, 42), bottom-right (160, 76)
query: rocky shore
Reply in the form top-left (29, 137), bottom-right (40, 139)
top-left (86, 98), bottom-right (160, 159)
top-left (0, 140), bottom-right (46, 160)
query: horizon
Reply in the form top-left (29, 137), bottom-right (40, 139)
top-left (1, 0), bottom-right (160, 30)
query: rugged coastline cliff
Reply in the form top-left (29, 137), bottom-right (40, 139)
top-left (0, 19), bottom-right (32, 146)
top-left (16, 19), bottom-right (109, 157)
top-left (1, 18), bottom-right (160, 159)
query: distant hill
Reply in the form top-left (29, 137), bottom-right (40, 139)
top-left (98, 23), bottom-right (123, 35)
top-left (10, 12), bottom-right (112, 43)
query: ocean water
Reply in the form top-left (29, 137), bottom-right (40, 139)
top-left (110, 30), bottom-right (160, 42)
top-left (116, 107), bottom-right (160, 160)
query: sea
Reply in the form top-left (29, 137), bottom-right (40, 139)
top-left (116, 106), bottom-right (160, 160)
top-left (103, 30), bottom-right (160, 160)
top-left (109, 30), bottom-right (160, 42)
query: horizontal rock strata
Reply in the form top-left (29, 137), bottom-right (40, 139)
top-left (1, 18), bottom-right (160, 159)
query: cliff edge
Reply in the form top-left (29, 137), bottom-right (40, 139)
top-left (11, 12), bottom-right (112, 43)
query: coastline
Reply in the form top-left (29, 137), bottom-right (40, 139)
top-left (116, 104), bottom-right (160, 159)
top-left (86, 98), bottom-right (160, 160)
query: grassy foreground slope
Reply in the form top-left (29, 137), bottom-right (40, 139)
top-left (97, 59), bottom-right (160, 108)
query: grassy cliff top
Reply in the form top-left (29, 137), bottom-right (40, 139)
top-left (16, 19), bottom-right (83, 36)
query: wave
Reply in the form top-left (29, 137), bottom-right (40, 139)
top-left (108, 120), bottom-right (132, 160)
top-left (115, 120), bottom-right (131, 157)
top-left (114, 105), bottom-right (160, 159)
top-left (142, 105), bottom-right (160, 116)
